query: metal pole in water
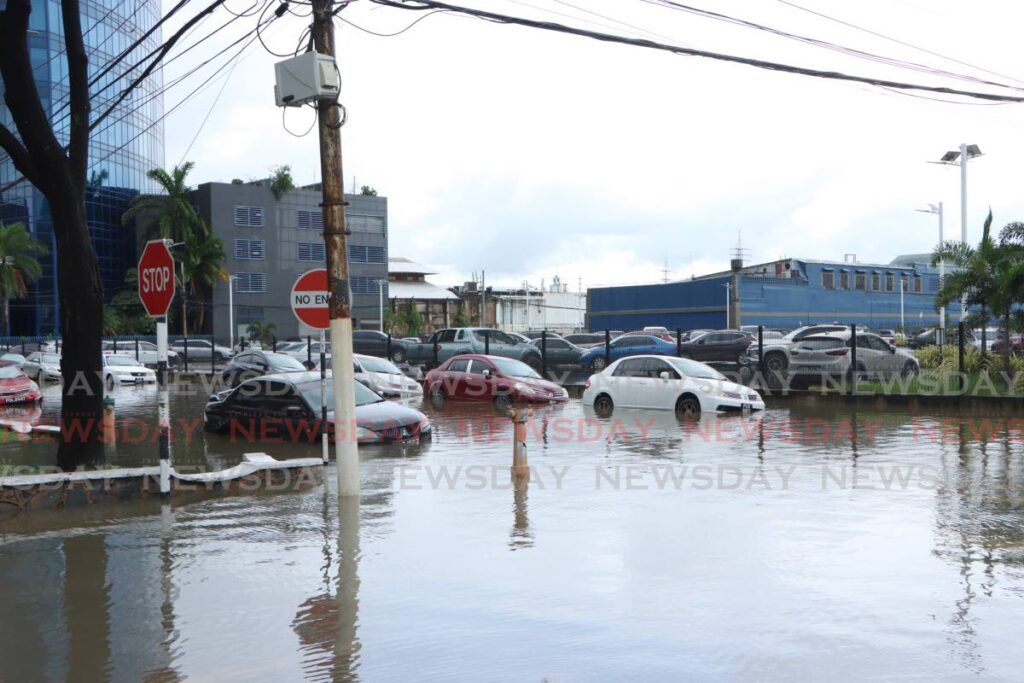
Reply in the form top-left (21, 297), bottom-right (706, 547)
top-left (157, 319), bottom-right (171, 498)
top-left (320, 328), bottom-right (329, 466)
top-left (511, 407), bottom-right (530, 488)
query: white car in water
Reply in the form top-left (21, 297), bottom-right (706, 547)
top-left (102, 354), bottom-right (156, 388)
top-left (583, 354), bottom-right (764, 417)
top-left (354, 354), bottom-right (421, 399)
top-left (22, 351), bottom-right (61, 382)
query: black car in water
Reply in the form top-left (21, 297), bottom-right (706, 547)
top-left (678, 330), bottom-right (752, 365)
top-left (352, 330), bottom-right (412, 363)
top-left (529, 336), bottom-right (584, 368)
top-left (220, 350), bottom-right (309, 388)
top-left (204, 372), bottom-right (431, 444)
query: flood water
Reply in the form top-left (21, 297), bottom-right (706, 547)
top-left (2, 381), bottom-right (1024, 681)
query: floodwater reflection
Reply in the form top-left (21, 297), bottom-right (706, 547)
top-left (3, 399), bottom-right (1024, 680)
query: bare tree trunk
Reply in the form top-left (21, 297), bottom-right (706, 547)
top-left (1005, 313), bottom-right (1012, 371)
top-left (52, 199), bottom-right (105, 472)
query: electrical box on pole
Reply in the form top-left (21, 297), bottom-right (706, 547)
top-left (273, 51), bottom-right (340, 107)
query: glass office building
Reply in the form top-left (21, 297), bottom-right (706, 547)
top-left (0, 0), bottom-right (164, 335)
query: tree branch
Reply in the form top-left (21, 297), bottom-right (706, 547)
top-left (0, 0), bottom-right (69, 195)
top-left (0, 124), bottom-right (38, 188)
top-left (91, 0), bottom-right (229, 131)
top-left (61, 0), bottom-right (90, 188)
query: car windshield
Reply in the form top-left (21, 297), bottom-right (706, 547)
top-left (280, 342), bottom-right (305, 352)
top-left (42, 354), bottom-right (60, 364)
top-left (666, 357), bottom-right (726, 380)
top-left (265, 352), bottom-right (307, 371)
top-left (490, 357), bottom-right (540, 378)
top-left (0, 364), bottom-right (23, 379)
top-left (106, 355), bottom-right (137, 366)
top-left (358, 356), bottom-right (400, 374)
top-left (297, 379), bottom-right (382, 412)
top-left (1, 354), bottom-right (24, 363)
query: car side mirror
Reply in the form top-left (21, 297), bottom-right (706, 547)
top-left (658, 371), bottom-right (671, 380)
top-left (482, 369), bottom-right (492, 378)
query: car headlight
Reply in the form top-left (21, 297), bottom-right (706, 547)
top-left (356, 426), bottom-right (376, 440)
top-left (699, 383), bottom-right (726, 398)
top-left (418, 415), bottom-right (430, 430)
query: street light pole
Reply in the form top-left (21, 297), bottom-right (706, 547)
top-left (378, 279), bottom-right (384, 332)
top-left (917, 202), bottom-right (945, 345)
top-left (724, 282), bottom-right (731, 328)
top-left (935, 144), bottom-right (982, 322)
top-left (228, 274), bottom-right (240, 351)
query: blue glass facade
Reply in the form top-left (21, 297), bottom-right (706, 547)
top-left (0, 0), bottom-right (165, 334)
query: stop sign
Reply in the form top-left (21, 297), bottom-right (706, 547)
top-left (291, 269), bottom-right (330, 330)
top-left (137, 240), bottom-right (176, 317)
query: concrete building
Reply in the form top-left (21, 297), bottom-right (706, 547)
top-left (588, 256), bottom-right (944, 333)
top-left (0, 0), bottom-right (165, 335)
top-left (196, 182), bottom-right (388, 344)
top-left (492, 277), bottom-right (585, 334)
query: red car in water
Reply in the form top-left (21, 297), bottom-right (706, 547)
top-left (423, 354), bottom-right (568, 410)
top-left (0, 360), bottom-right (42, 405)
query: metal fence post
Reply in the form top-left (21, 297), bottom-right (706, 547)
top-left (604, 329), bottom-right (611, 367)
top-left (484, 331), bottom-right (490, 355)
top-left (135, 337), bottom-right (140, 362)
top-left (676, 329), bottom-right (682, 357)
top-left (849, 323), bottom-right (857, 395)
top-left (183, 336), bottom-right (189, 373)
top-left (20, 339), bottom-right (25, 354)
top-left (307, 335), bottom-right (313, 367)
top-left (272, 335), bottom-right (277, 353)
top-left (958, 321), bottom-right (965, 393)
top-left (386, 333), bottom-right (392, 361)
top-left (757, 325), bottom-right (764, 376)
top-left (541, 330), bottom-right (548, 377)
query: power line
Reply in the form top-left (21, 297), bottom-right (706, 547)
top-left (639, 0), bottom-right (1024, 93)
top-left (773, 0), bottom-right (1024, 88)
top-left (368, 0), bottom-right (1024, 103)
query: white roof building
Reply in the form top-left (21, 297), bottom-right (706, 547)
top-left (388, 257), bottom-right (459, 301)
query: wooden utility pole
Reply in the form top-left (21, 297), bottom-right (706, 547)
top-left (312, 0), bottom-right (359, 497)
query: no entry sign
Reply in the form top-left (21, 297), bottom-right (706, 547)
top-left (137, 239), bottom-right (176, 317)
top-left (291, 268), bottom-right (330, 329)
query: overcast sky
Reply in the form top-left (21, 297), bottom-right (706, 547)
top-left (161, 0), bottom-right (1024, 291)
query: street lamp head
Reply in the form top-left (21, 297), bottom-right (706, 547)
top-left (965, 144), bottom-right (983, 158)
top-left (939, 150), bottom-right (960, 163)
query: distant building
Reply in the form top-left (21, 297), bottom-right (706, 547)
top-left (588, 256), bottom-right (944, 332)
top-left (387, 257), bottom-right (460, 333)
top-left (489, 276), bottom-right (585, 333)
top-left (197, 182), bottom-right (388, 343)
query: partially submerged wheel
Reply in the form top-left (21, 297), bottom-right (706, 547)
top-left (901, 361), bottom-right (919, 378)
top-left (429, 386), bottom-right (446, 408)
top-left (593, 393), bottom-right (614, 417)
top-left (493, 393), bottom-right (513, 412)
top-left (675, 395), bottom-right (701, 419)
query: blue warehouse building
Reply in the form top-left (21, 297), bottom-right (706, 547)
top-left (0, 0), bottom-right (165, 335)
top-left (587, 256), bottom-right (945, 333)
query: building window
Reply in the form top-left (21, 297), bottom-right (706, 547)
top-left (913, 275), bottom-right (922, 293)
top-left (233, 205), bottom-right (264, 227)
top-left (349, 245), bottom-right (386, 263)
top-left (297, 210), bottom-right (323, 230)
top-left (872, 272), bottom-right (881, 291)
top-left (234, 273), bottom-right (267, 293)
top-left (297, 242), bottom-right (326, 261)
top-left (350, 276), bottom-right (385, 294)
top-left (854, 271), bottom-right (866, 290)
top-left (839, 270), bottom-right (850, 290)
top-left (233, 238), bottom-right (265, 260)
top-left (900, 274), bottom-right (909, 292)
top-left (885, 272), bottom-right (894, 292)
top-left (347, 214), bottom-right (385, 233)
top-left (821, 270), bottom-right (835, 289)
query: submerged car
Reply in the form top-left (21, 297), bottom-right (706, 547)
top-left (0, 361), bottom-right (42, 405)
top-left (220, 350), bottom-right (309, 388)
top-left (578, 334), bottom-right (677, 371)
top-left (102, 354), bottom-right (156, 388)
top-left (787, 331), bottom-right (919, 382)
top-left (22, 352), bottom-right (61, 382)
top-left (583, 355), bottom-right (763, 417)
top-left (354, 354), bottom-right (421, 399)
top-left (423, 354), bottom-right (568, 410)
top-left (204, 372), bottom-right (431, 444)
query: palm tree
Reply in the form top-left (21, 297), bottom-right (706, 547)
top-left (181, 230), bottom-right (228, 332)
top-left (0, 222), bottom-right (49, 335)
top-left (932, 211), bottom-right (1002, 356)
top-left (121, 161), bottom-right (207, 242)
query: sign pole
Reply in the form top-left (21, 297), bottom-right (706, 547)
top-left (157, 317), bottom-right (170, 498)
top-left (320, 329), bottom-right (328, 465)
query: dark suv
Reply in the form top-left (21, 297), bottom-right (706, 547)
top-left (352, 330), bottom-right (412, 363)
